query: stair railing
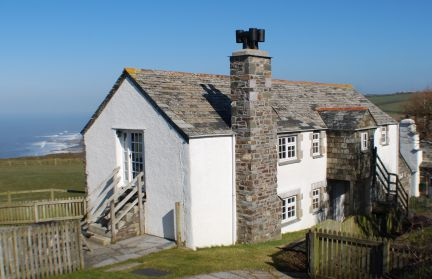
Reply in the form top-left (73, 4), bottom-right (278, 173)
top-left (110, 172), bottom-right (145, 243)
top-left (372, 147), bottom-right (409, 216)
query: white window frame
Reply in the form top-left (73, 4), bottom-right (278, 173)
top-left (119, 130), bottom-right (144, 184)
top-left (282, 195), bottom-right (297, 222)
top-left (312, 188), bottom-right (320, 211)
top-left (279, 135), bottom-right (297, 161)
top-left (361, 132), bottom-right (368, 151)
top-left (312, 132), bottom-right (320, 156)
top-left (381, 126), bottom-right (388, 145)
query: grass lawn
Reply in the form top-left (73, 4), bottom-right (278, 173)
top-left (0, 153), bottom-right (85, 201)
top-left (56, 231), bottom-right (306, 279)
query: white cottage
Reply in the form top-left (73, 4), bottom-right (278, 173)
top-left (82, 29), bottom-right (413, 249)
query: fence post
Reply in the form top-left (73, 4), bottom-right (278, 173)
top-left (110, 200), bottom-right (116, 243)
top-left (50, 189), bottom-right (55, 200)
top-left (175, 202), bottom-right (182, 247)
top-left (76, 220), bottom-right (85, 270)
top-left (33, 204), bottom-right (39, 223)
top-left (382, 239), bottom-right (390, 274)
top-left (137, 177), bottom-right (145, 235)
top-left (307, 230), bottom-right (316, 278)
top-left (7, 192), bottom-right (11, 204)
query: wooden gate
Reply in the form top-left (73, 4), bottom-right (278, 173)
top-left (307, 228), bottom-right (384, 278)
top-left (0, 220), bottom-right (84, 279)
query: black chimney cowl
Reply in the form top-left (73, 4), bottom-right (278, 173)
top-left (235, 28), bottom-right (265, 49)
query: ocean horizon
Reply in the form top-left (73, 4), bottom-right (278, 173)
top-left (0, 113), bottom-right (88, 159)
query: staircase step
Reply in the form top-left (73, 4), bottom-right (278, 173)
top-left (88, 223), bottom-right (111, 237)
top-left (87, 233), bottom-right (111, 246)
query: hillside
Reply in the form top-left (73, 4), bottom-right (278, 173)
top-left (0, 153), bottom-right (85, 197)
top-left (366, 92), bottom-right (413, 121)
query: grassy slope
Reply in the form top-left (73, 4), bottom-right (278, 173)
top-left (366, 92), bottom-right (412, 120)
top-left (0, 153), bottom-right (85, 200)
top-left (56, 231), bottom-right (306, 279)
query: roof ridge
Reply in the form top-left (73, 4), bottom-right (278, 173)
top-left (125, 67), bottom-right (353, 88)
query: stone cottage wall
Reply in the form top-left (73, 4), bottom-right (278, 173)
top-left (326, 129), bottom-right (375, 215)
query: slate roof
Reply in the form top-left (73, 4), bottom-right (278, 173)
top-left (82, 68), bottom-right (397, 138)
top-left (316, 108), bottom-right (377, 131)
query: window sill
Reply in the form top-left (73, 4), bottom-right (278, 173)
top-left (312, 208), bottom-right (324, 215)
top-left (279, 159), bottom-right (301, 166)
top-left (381, 143), bottom-right (389, 147)
top-left (312, 154), bottom-right (324, 159)
top-left (282, 218), bottom-right (301, 226)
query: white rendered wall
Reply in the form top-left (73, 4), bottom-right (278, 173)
top-left (277, 131), bottom-right (327, 233)
top-left (188, 136), bottom-right (234, 249)
top-left (84, 77), bottom-right (190, 241)
top-left (374, 124), bottom-right (399, 174)
top-left (399, 119), bottom-right (423, 197)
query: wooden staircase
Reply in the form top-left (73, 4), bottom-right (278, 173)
top-left (371, 147), bottom-right (409, 216)
top-left (84, 168), bottom-right (145, 244)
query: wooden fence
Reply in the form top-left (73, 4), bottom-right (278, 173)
top-left (0, 197), bottom-right (85, 225)
top-left (0, 189), bottom-right (85, 204)
top-left (307, 228), bottom-right (432, 279)
top-left (0, 220), bottom-right (84, 279)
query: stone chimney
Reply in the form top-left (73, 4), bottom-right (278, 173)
top-left (231, 28), bottom-right (281, 243)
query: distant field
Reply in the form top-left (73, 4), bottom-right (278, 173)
top-left (0, 153), bottom-right (85, 200)
top-left (366, 92), bottom-right (412, 120)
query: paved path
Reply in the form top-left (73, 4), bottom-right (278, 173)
top-left (182, 270), bottom-right (309, 279)
top-left (84, 234), bottom-right (175, 268)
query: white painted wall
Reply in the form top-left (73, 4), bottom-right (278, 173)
top-left (399, 119), bottom-right (423, 197)
top-left (277, 131), bottom-right (327, 233)
top-left (374, 124), bottom-right (399, 174)
top-left (84, 77), bottom-right (190, 241)
top-left (188, 136), bottom-right (235, 249)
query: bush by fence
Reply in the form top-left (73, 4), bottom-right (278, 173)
top-left (0, 220), bottom-right (84, 279)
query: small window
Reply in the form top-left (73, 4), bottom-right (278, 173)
top-left (279, 136), bottom-right (297, 161)
top-left (282, 196), bottom-right (297, 222)
top-left (312, 189), bottom-right (320, 211)
top-left (381, 126), bottom-right (388, 145)
top-left (312, 133), bottom-right (320, 156)
top-left (361, 132), bottom-right (368, 151)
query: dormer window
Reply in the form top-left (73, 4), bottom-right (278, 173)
top-left (361, 132), bottom-right (368, 151)
top-left (279, 136), bottom-right (297, 161)
top-left (381, 126), bottom-right (388, 145)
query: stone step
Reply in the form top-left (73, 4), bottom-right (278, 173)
top-left (87, 233), bottom-right (111, 246)
top-left (88, 223), bottom-right (111, 237)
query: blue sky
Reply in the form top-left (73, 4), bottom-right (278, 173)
top-left (0, 0), bottom-right (431, 118)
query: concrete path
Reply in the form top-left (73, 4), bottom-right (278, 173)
top-left (84, 234), bottom-right (175, 268)
top-left (182, 270), bottom-right (309, 279)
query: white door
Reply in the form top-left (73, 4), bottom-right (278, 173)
top-left (120, 131), bottom-right (144, 184)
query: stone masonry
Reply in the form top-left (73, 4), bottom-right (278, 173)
top-left (230, 49), bottom-right (281, 243)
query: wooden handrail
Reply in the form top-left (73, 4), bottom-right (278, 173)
top-left (89, 172), bottom-right (143, 222)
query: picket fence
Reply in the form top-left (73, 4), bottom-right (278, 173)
top-left (307, 228), bottom-right (431, 279)
top-left (0, 220), bottom-right (84, 279)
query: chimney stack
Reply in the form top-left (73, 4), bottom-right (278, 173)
top-left (231, 28), bottom-right (281, 243)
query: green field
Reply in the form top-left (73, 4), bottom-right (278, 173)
top-left (0, 153), bottom-right (85, 201)
top-left (366, 92), bottom-right (413, 120)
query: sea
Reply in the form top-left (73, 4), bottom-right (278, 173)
top-left (0, 114), bottom-right (88, 159)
